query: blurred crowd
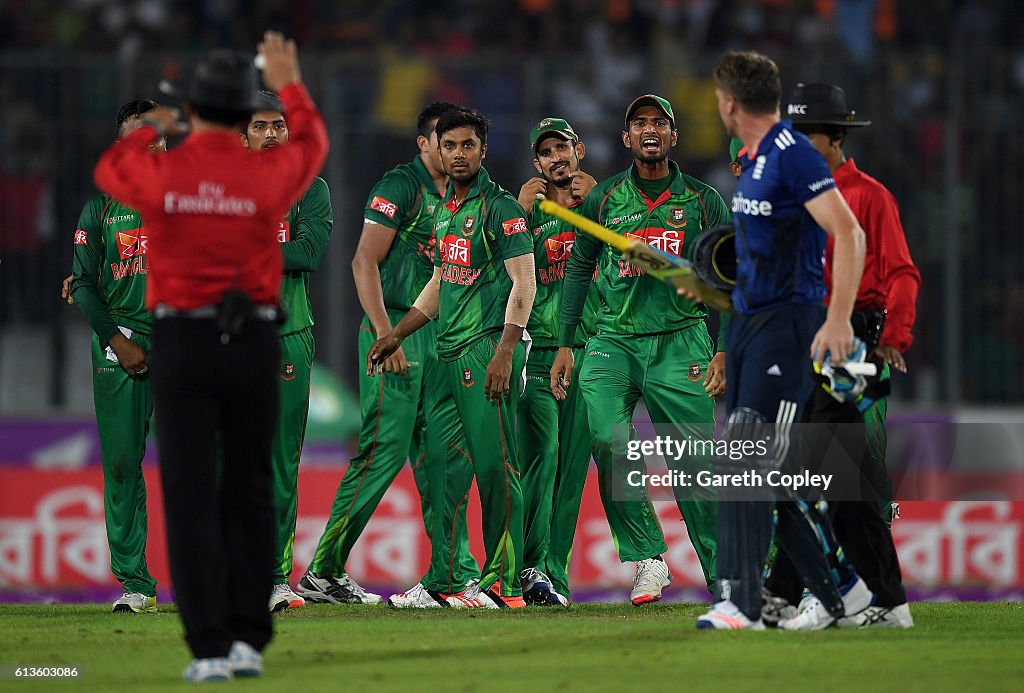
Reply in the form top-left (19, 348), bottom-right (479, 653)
top-left (1, 0), bottom-right (1022, 403)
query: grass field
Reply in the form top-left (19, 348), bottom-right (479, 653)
top-left (2, 602), bottom-right (1023, 692)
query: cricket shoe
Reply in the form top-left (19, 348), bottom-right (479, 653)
top-left (520, 567), bottom-right (556, 606)
top-left (446, 582), bottom-right (526, 609)
top-left (268, 583), bottom-right (305, 613)
top-left (779, 575), bottom-right (873, 631)
top-left (696, 600), bottom-right (766, 630)
top-left (761, 588), bottom-right (797, 627)
top-left (295, 570), bottom-right (382, 605)
top-left (183, 657), bottom-right (231, 682)
top-left (112, 592), bottom-right (157, 614)
top-left (630, 557), bottom-right (672, 605)
top-left (838, 603), bottom-right (914, 629)
top-left (228, 641), bottom-right (263, 677)
top-left (386, 583), bottom-right (449, 609)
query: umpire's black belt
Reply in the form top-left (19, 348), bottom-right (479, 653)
top-left (154, 303), bottom-right (279, 321)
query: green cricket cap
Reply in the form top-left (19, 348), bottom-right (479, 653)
top-left (530, 117), bottom-right (578, 153)
top-left (624, 94), bottom-right (675, 129)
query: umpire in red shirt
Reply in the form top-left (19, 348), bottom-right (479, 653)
top-left (94, 32), bottom-right (328, 680)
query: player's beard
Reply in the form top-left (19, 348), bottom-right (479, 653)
top-left (633, 147), bottom-right (669, 165)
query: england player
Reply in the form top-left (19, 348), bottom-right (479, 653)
top-left (696, 52), bottom-right (873, 630)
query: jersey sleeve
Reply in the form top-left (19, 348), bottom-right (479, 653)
top-left (558, 185), bottom-right (605, 346)
top-left (363, 169), bottom-right (418, 230)
top-left (869, 187), bottom-right (920, 352)
top-left (491, 195), bottom-right (533, 260)
top-left (70, 195), bottom-right (119, 345)
top-left (281, 177), bottom-right (334, 272)
top-left (783, 138), bottom-right (836, 205)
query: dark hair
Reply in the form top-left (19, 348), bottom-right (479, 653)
top-left (115, 100), bottom-right (159, 135)
top-left (435, 107), bottom-right (491, 145)
top-left (794, 123), bottom-right (847, 147)
top-left (417, 101), bottom-right (461, 138)
top-left (714, 51), bottom-right (781, 116)
top-left (241, 91), bottom-right (285, 134)
top-left (192, 103), bottom-right (253, 129)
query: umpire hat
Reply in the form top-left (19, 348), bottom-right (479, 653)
top-left (785, 83), bottom-right (871, 128)
top-left (159, 50), bottom-right (279, 112)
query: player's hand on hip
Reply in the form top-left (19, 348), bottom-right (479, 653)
top-left (872, 344), bottom-right (907, 373)
top-left (549, 347), bottom-right (575, 401)
top-left (568, 171), bottom-right (596, 200)
top-left (61, 275), bottom-right (74, 305)
top-left (810, 317), bottom-right (854, 364)
top-left (109, 333), bottom-right (149, 377)
top-left (485, 347), bottom-right (514, 402)
top-left (367, 333), bottom-right (401, 376)
top-left (258, 31), bottom-right (301, 92)
top-left (517, 177), bottom-right (547, 211)
top-left (382, 345), bottom-right (410, 376)
top-left (704, 351), bottom-right (726, 398)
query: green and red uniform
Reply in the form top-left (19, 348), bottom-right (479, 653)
top-left (271, 177), bottom-right (333, 584)
top-left (308, 157), bottom-right (476, 585)
top-left (559, 162), bottom-right (730, 584)
top-left (518, 199), bottom-right (599, 599)
top-left (70, 195), bottom-right (156, 597)
top-left (421, 166), bottom-right (532, 597)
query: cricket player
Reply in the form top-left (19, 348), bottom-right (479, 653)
top-left (697, 51), bottom-right (872, 630)
top-left (368, 106), bottom-right (536, 609)
top-left (515, 117), bottom-right (599, 605)
top-left (551, 95), bottom-right (728, 605)
top-left (69, 100), bottom-right (166, 614)
top-left (296, 102), bottom-right (479, 606)
top-left (238, 95), bottom-right (334, 613)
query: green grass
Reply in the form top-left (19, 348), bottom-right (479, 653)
top-left (1, 603), bottom-right (1023, 692)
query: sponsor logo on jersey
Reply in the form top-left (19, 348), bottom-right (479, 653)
top-left (666, 207), bottom-right (687, 229)
top-left (462, 369), bottom-right (474, 387)
top-left (502, 217), bottom-right (528, 236)
top-left (164, 181), bottom-right (257, 217)
top-left (116, 230), bottom-right (148, 259)
top-left (281, 362), bottom-right (296, 381)
top-left (277, 220), bottom-right (290, 243)
top-left (808, 177), bottom-right (835, 193)
top-left (626, 227), bottom-right (682, 256)
top-left (545, 231), bottom-right (576, 263)
top-left (440, 234), bottom-right (471, 266)
top-left (686, 363), bottom-right (702, 382)
top-left (534, 218), bottom-right (557, 235)
top-left (731, 192), bottom-right (773, 217)
top-left (370, 195), bottom-right (398, 218)
top-left (461, 215), bottom-right (476, 237)
top-left (74, 229), bottom-right (88, 245)
top-left (106, 214), bottom-right (135, 224)
top-left (610, 212), bottom-right (643, 226)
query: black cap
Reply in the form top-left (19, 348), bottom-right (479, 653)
top-left (159, 50), bottom-right (279, 112)
top-left (785, 83), bottom-right (870, 128)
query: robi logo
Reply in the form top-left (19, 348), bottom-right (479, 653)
top-left (440, 234), bottom-right (471, 266)
top-left (502, 217), bottom-right (529, 236)
top-left (545, 231), bottom-right (576, 263)
top-left (116, 230), bottom-right (147, 259)
top-left (277, 220), bottom-right (290, 243)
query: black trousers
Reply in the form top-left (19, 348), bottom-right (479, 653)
top-left (767, 387), bottom-right (907, 607)
top-left (151, 316), bottom-right (280, 659)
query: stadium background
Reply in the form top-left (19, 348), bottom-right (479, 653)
top-left (1, 0), bottom-right (1021, 601)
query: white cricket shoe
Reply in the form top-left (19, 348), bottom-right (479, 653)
top-left (183, 657), bottom-right (231, 682)
top-left (295, 570), bottom-right (382, 604)
top-left (112, 592), bottom-right (157, 614)
top-left (779, 575), bottom-right (873, 631)
top-left (838, 602), bottom-right (914, 629)
top-left (696, 599), bottom-right (766, 630)
top-left (386, 583), bottom-right (448, 609)
top-left (446, 581), bottom-right (526, 609)
top-left (228, 641), bottom-right (263, 677)
top-left (268, 583), bottom-right (305, 613)
top-left (520, 567), bottom-right (556, 606)
top-left (761, 588), bottom-right (797, 626)
top-left (630, 558), bottom-right (672, 605)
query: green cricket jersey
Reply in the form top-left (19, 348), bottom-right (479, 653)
top-left (558, 161), bottom-right (731, 345)
top-left (70, 195), bottom-right (151, 344)
top-left (363, 156), bottom-right (443, 312)
top-left (278, 176), bottom-right (333, 335)
top-left (432, 166), bottom-right (533, 361)
top-left (527, 199), bottom-right (600, 348)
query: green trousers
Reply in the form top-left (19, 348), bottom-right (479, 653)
top-left (91, 331), bottom-right (156, 597)
top-left (578, 327), bottom-right (717, 585)
top-left (308, 312), bottom-right (476, 584)
top-left (422, 334), bottom-right (526, 597)
top-left (271, 328), bottom-right (314, 584)
top-left (518, 347), bottom-right (593, 598)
